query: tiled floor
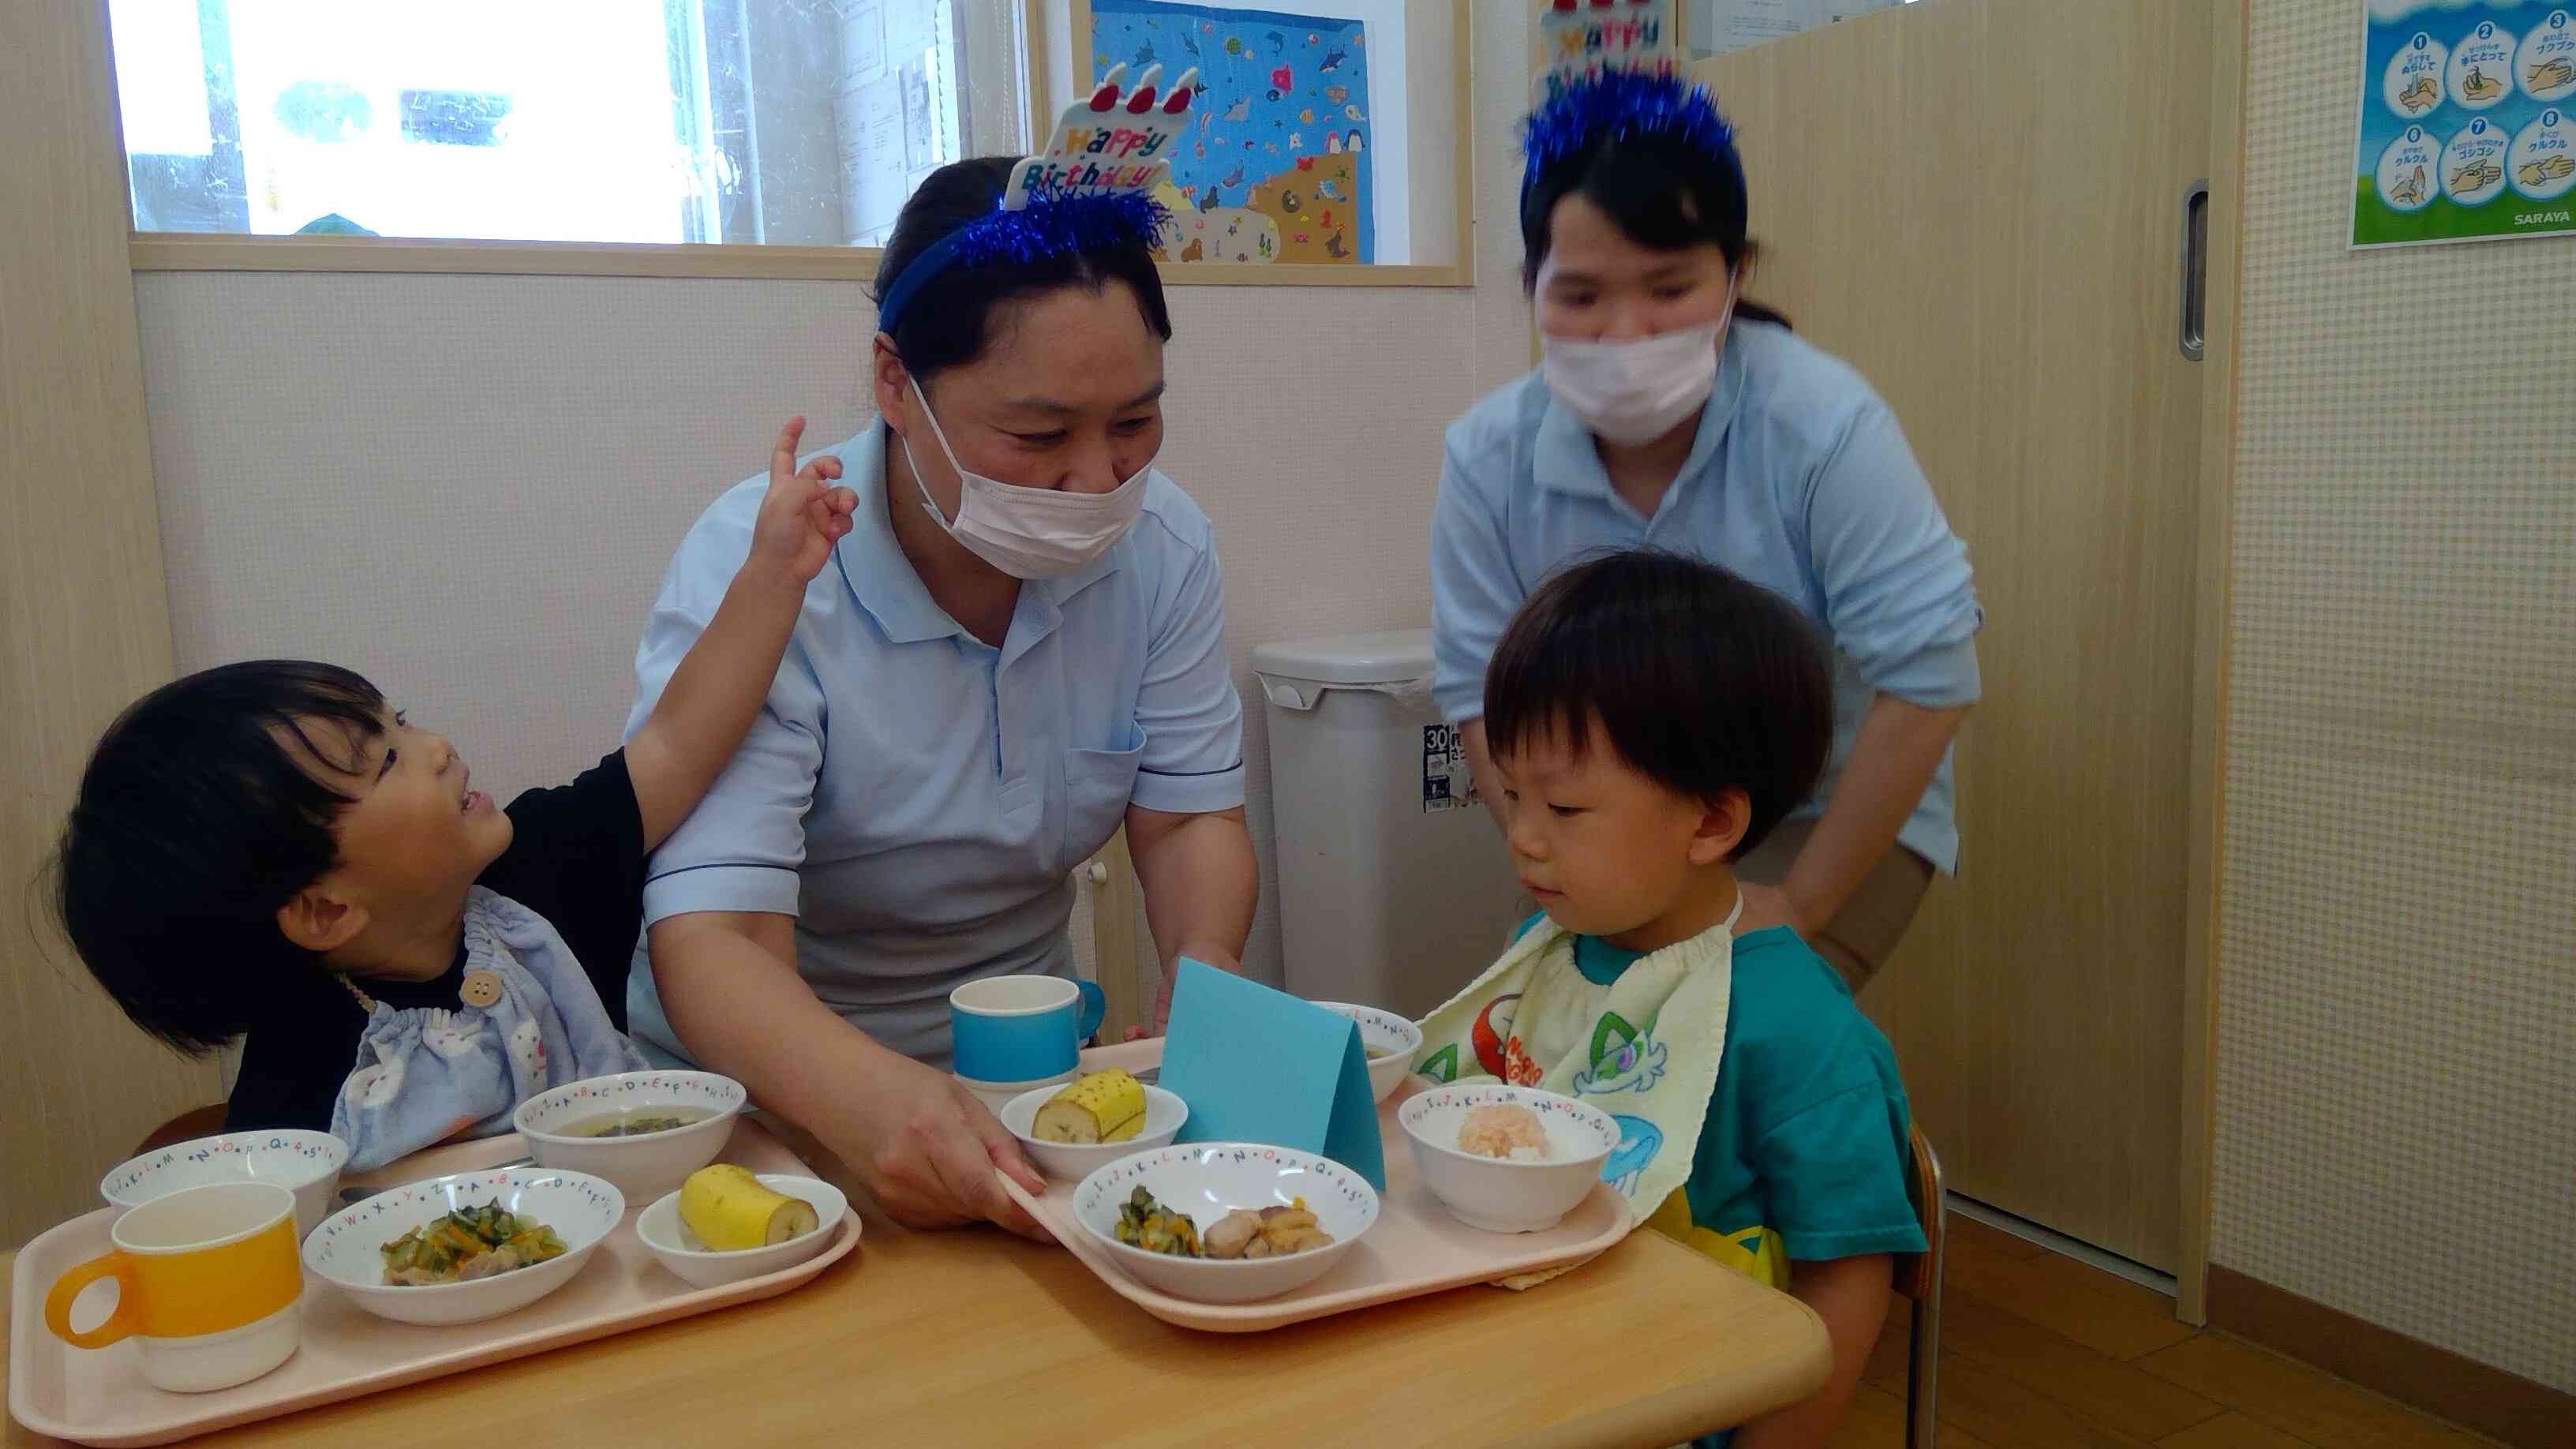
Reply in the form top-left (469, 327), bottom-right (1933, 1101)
top-left (1829, 1218), bottom-right (2499, 1449)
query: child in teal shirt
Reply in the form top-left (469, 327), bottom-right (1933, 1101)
top-left (1422, 550), bottom-right (1922, 1448)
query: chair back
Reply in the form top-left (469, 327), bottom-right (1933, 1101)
top-left (1894, 1124), bottom-right (1944, 1301)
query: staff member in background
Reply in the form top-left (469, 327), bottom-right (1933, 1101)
top-left (1432, 76), bottom-right (1983, 994)
top-left (629, 153), bottom-right (1256, 1238)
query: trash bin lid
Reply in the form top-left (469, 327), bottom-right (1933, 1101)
top-left (1249, 627), bottom-right (1433, 686)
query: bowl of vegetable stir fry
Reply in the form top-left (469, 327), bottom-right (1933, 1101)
top-left (304, 1167), bottom-right (624, 1325)
top-left (1069, 1144), bottom-right (1377, 1304)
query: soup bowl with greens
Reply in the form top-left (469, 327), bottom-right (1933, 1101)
top-left (513, 1070), bottom-right (745, 1202)
top-left (1309, 1002), bottom-right (1425, 1103)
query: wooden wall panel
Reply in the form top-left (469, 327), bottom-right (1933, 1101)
top-left (1, 0), bottom-right (222, 1247)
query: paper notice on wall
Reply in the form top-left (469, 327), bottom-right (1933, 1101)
top-left (846, 3), bottom-right (887, 83)
top-left (840, 73), bottom-right (907, 245)
top-left (901, 57), bottom-right (938, 173)
top-left (881, 0), bottom-right (938, 61)
top-left (839, 0), bottom-right (961, 242)
top-left (2350, 2), bottom-right (2576, 247)
top-left (1687, 0), bottom-right (1901, 57)
top-left (1421, 724), bottom-right (1481, 814)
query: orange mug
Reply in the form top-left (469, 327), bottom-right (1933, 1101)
top-left (45, 1181), bottom-right (302, 1392)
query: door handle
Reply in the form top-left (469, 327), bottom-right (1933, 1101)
top-left (2178, 179), bottom-right (2209, 361)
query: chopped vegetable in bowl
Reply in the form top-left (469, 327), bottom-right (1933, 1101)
top-left (1112, 1186), bottom-right (1203, 1257)
top-left (380, 1200), bottom-right (569, 1285)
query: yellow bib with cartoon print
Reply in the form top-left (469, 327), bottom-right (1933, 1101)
top-left (1413, 908), bottom-right (1737, 1286)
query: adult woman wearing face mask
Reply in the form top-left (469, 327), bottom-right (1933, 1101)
top-left (625, 155), bottom-right (1256, 1237)
top-left (1432, 73), bottom-right (1983, 994)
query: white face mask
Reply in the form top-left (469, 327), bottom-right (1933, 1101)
top-left (898, 377), bottom-right (1152, 578)
top-left (1539, 290), bottom-right (1735, 447)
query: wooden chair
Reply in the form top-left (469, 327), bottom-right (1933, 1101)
top-left (1894, 1125), bottom-right (1946, 1449)
top-left (133, 1103), bottom-right (229, 1155)
top-left (1082, 829), bottom-right (1149, 1040)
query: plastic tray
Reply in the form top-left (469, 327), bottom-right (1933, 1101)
top-left (10, 1120), bottom-right (858, 1447)
top-left (999, 1041), bottom-right (1633, 1332)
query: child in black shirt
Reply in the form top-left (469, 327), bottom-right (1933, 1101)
top-left (54, 421), bottom-right (854, 1170)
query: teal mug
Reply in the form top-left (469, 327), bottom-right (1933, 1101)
top-left (949, 975), bottom-right (1106, 1084)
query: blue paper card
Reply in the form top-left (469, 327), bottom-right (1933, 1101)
top-left (1159, 959), bottom-right (1385, 1191)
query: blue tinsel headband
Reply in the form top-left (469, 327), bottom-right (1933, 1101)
top-left (1519, 69), bottom-right (1742, 202)
top-left (874, 179), bottom-right (1171, 338)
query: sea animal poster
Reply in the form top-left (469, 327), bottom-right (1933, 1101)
top-left (2351, 0), bottom-right (2576, 246)
top-left (1087, 0), bottom-right (1375, 263)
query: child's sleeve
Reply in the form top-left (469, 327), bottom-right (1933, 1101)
top-left (623, 529), bottom-right (826, 932)
top-left (1752, 1082), bottom-right (1927, 1262)
top-left (480, 753), bottom-right (647, 1032)
top-left (1743, 1004), bottom-right (1928, 1263)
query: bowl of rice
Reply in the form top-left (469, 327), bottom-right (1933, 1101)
top-left (1396, 1084), bottom-right (1618, 1233)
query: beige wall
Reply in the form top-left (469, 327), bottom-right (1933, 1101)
top-left (133, 9), bottom-right (1534, 1003)
top-left (2211, 0), bottom-right (2576, 1395)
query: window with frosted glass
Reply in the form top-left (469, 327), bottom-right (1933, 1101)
top-left (107, 0), bottom-right (1016, 247)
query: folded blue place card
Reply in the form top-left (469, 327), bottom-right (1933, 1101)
top-left (1158, 958), bottom-right (1385, 1191)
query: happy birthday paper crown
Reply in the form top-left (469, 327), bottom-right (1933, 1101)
top-left (875, 64), bottom-right (1196, 335)
top-left (1539, 0), bottom-right (1679, 94)
top-left (1524, 1), bottom-right (1738, 197)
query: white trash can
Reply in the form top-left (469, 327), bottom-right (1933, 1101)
top-left (1252, 628), bottom-right (1530, 1018)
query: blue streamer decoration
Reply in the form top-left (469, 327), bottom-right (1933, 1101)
top-left (875, 180), bottom-right (1172, 337)
top-left (1519, 69), bottom-right (1741, 196)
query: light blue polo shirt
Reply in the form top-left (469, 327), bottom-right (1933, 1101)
top-left (622, 426), bottom-right (1245, 1068)
top-left (1430, 320), bottom-right (1983, 872)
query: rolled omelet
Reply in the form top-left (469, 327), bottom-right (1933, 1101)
top-left (1032, 1069), bottom-right (1147, 1144)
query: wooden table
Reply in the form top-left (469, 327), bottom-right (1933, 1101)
top-left (8, 1155), bottom-right (1829, 1448)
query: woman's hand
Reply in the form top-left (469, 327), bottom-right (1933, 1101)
top-left (749, 416), bottom-right (859, 586)
top-left (1123, 945), bottom-right (1241, 1041)
top-left (1765, 695), bottom-right (1967, 938)
top-left (841, 1051), bottom-right (1054, 1241)
top-left (648, 912), bottom-right (1051, 1241)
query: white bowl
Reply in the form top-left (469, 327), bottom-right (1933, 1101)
top-left (634, 1174), bottom-right (850, 1290)
top-left (1070, 1144), bottom-right (1378, 1305)
top-left (305, 1166), bottom-right (623, 1326)
top-left (100, 1129), bottom-right (349, 1241)
top-left (1311, 1001), bottom-right (1425, 1103)
top-left (512, 1070), bottom-right (745, 1203)
top-left (1397, 1084), bottom-right (1619, 1234)
top-left (998, 1083), bottom-right (1190, 1181)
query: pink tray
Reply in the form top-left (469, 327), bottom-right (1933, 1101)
top-left (1000, 1041), bottom-right (1635, 1332)
top-left (10, 1120), bottom-right (859, 1447)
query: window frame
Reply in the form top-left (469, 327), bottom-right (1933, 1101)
top-left (108, 0), bottom-right (1473, 286)
top-left (116, 0), bottom-right (1025, 279)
